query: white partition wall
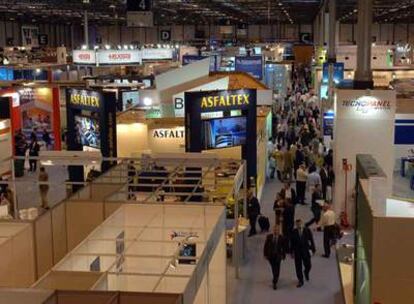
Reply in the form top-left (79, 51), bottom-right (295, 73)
top-left (333, 89), bottom-right (396, 223)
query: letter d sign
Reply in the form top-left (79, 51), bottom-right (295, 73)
top-left (160, 30), bottom-right (171, 42)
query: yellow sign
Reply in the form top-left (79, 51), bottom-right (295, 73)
top-left (70, 92), bottom-right (100, 108)
top-left (201, 93), bottom-right (250, 109)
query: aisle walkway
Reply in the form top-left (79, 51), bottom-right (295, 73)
top-left (227, 178), bottom-right (344, 304)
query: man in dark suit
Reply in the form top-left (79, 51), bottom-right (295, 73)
top-left (282, 198), bottom-right (295, 253)
top-left (247, 190), bottom-right (261, 237)
top-left (291, 219), bottom-right (316, 287)
top-left (280, 182), bottom-right (297, 205)
top-left (263, 225), bottom-right (286, 290)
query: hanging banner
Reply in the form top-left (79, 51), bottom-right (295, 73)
top-left (142, 48), bottom-right (173, 60)
top-left (73, 50), bottom-right (96, 65)
top-left (322, 62), bottom-right (344, 84)
top-left (97, 50), bottom-right (142, 65)
top-left (21, 26), bottom-right (39, 47)
top-left (235, 56), bottom-right (263, 79)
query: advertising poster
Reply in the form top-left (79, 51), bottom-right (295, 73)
top-left (18, 87), bottom-right (57, 149)
top-left (322, 62), bottom-right (344, 84)
top-left (235, 56), bottom-right (263, 79)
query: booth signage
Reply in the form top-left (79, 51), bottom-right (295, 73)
top-left (73, 50), bottom-right (96, 65)
top-left (142, 48), bottom-right (173, 60)
top-left (38, 34), bottom-right (48, 46)
top-left (152, 128), bottom-right (184, 139)
top-left (97, 50), bottom-right (142, 65)
top-left (67, 89), bottom-right (102, 110)
top-left (200, 93), bottom-right (250, 109)
top-left (235, 56), bottom-right (263, 79)
top-left (341, 97), bottom-right (391, 114)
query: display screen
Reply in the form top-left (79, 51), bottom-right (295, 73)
top-left (122, 91), bottom-right (140, 110)
top-left (219, 56), bottom-right (235, 71)
top-left (201, 116), bottom-right (247, 150)
top-left (178, 243), bottom-right (196, 265)
top-left (74, 115), bottom-right (100, 149)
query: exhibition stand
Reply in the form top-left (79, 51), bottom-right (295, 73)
top-left (185, 89), bottom-right (257, 183)
top-left (65, 88), bottom-right (117, 187)
top-left (347, 154), bottom-right (414, 304)
top-left (0, 154), bottom-right (246, 289)
top-left (32, 203), bottom-right (226, 304)
top-left (0, 85), bottom-right (61, 151)
top-left (333, 89), bottom-right (396, 223)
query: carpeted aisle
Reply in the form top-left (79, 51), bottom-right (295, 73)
top-left (227, 178), bottom-right (344, 304)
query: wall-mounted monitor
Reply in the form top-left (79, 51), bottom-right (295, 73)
top-left (201, 116), bottom-right (247, 150)
top-left (122, 91), bottom-right (140, 110)
top-left (178, 243), bottom-right (196, 265)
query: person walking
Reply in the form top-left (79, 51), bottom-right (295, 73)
top-left (280, 182), bottom-right (297, 205)
top-left (28, 139), bottom-right (40, 172)
top-left (38, 167), bottom-right (49, 210)
top-left (247, 190), bottom-right (261, 237)
top-left (263, 225), bottom-right (286, 290)
top-left (320, 204), bottom-right (337, 258)
top-left (291, 219), bottom-right (316, 287)
top-left (307, 165), bottom-right (322, 195)
top-left (296, 164), bottom-right (308, 205)
top-left (305, 184), bottom-right (323, 229)
top-left (42, 128), bottom-right (52, 150)
top-left (282, 198), bottom-right (295, 253)
top-left (283, 146), bottom-right (294, 181)
top-left (320, 163), bottom-right (329, 200)
top-left (273, 145), bottom-right (284, 182)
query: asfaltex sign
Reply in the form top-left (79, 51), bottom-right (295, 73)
top-left (97, 50), bottom-right (142, 65)
top-left (73, 50), bottom-right (96, 65)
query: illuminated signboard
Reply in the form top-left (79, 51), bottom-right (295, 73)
top-left (73, 50), bottom-right (96, 65)
top-left (97, 50), bottom-right (142, 65)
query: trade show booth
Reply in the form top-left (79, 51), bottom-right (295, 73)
top-left (339, 154), bottom-right (414, 304)
top-left (32, 203), bottom-right (226, 304)
top-left (185, 89), bottom-right (257, 183)
top-left (333, 89), bottom-right (396, 223)
top-left (66, 88), bottom-right (117, 185)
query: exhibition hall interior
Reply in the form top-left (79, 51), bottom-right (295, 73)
top-left (1, 0), bottom-right (414, 303)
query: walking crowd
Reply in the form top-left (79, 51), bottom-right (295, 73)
top-left (247, 65), bottom-right (343, 290)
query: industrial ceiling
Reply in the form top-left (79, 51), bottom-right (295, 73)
top-left (0, 0), bottom-right (412, 25)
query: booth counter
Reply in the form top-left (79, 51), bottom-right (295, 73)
top-left (32, 204), bottom-right (227, 304)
